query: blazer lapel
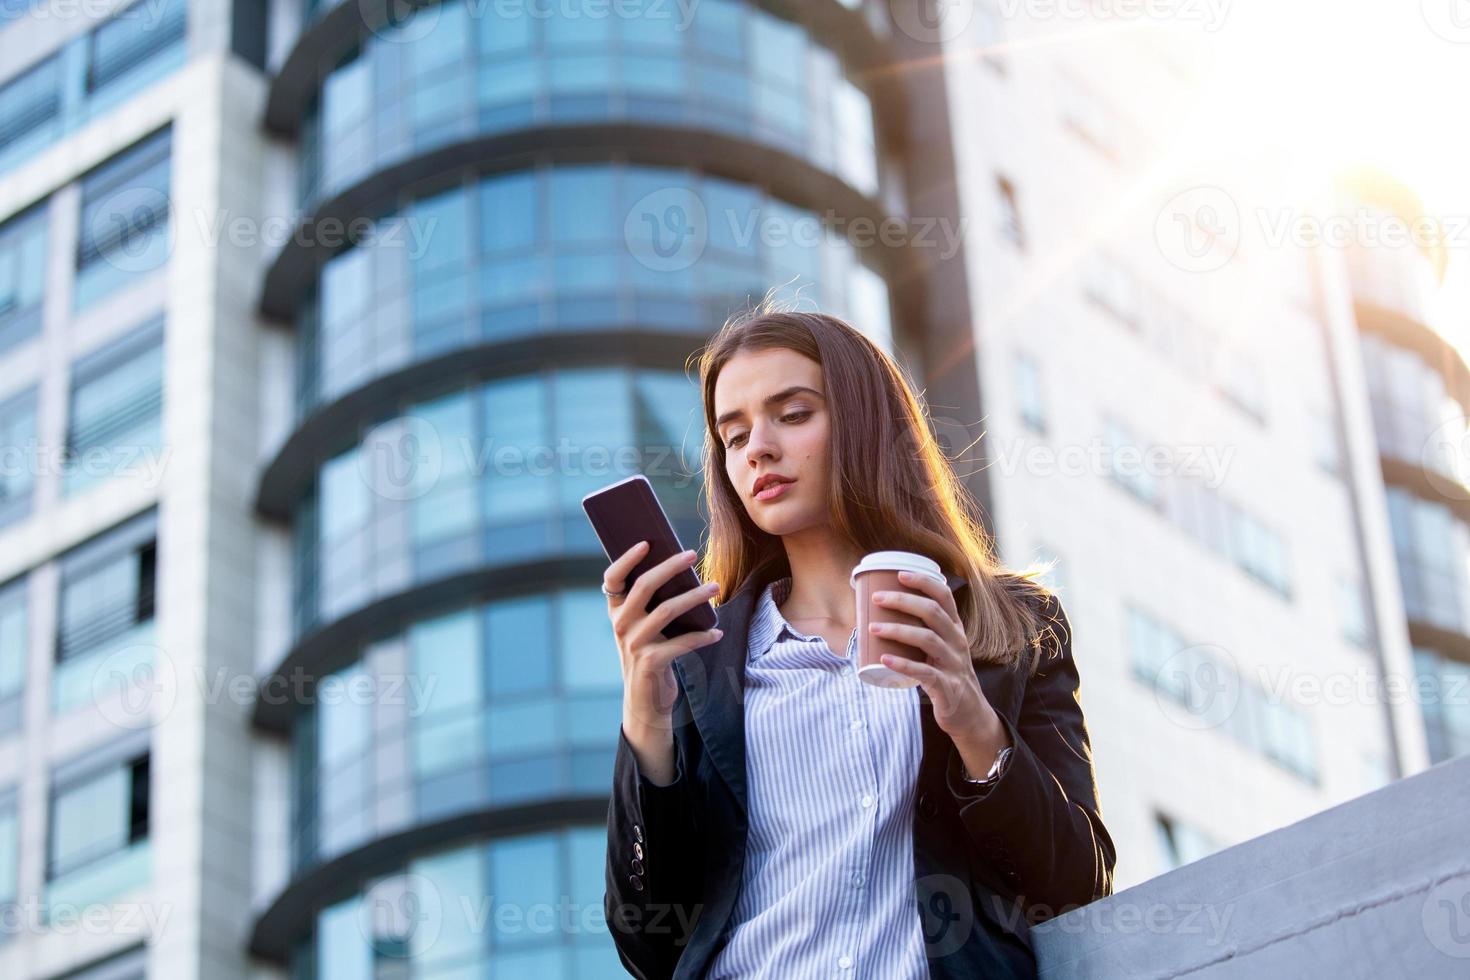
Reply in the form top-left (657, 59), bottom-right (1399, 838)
top-left (672, 566), bottom-right (976, 821)
top-left (673, 576), bottom-right (761, 818)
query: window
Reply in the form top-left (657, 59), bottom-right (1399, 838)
top-left (1082, 252), bottom-right (1141, 328)
top-left (1217, 348), bottom-right (1267, 423)
top-left (974, 0), bottom-right (1007, 73)
top-left (996, 174), bottom-right (1024, 247)
top-left (1307, 400), bottom-right (1344, 478)
top-left (0, 578), bottom-right (25, 736)
top-left (1386, 488), bottom-right (1470, 635)
top-left (1129, 602), bottom-right (1316, 780)
top-left (1228, 505), bottom-right (1290, 597)
top-left (0, 202), bottom-right (47, 354)
top-left (0, 787), bottom-right (15, 908)
top-left (47, 733), bottom-right (151, 909)
top-left (52, 510), bottom-right (158, 714)
top-left (63, 317), bottom-right (164, 496)
top-left (1014, 350), bottom-right (1045, 433)
top-left (53, 947), bottom-right (147, 980)
top-left (1413, 646), bottom-right (1470, 765)
top-left (74, 129), bottom-right (172, 309)
top-left (1154, 811), bottom-right (1219, 871)
top-left (1337, 576), bottom-right (1372, 650)
top-left (1055, 70), bottom-right (1123, 163)
top-left (86, 0), bottom-right (188, 102)
top-left (1103, 417), bottom-right (1161, 507)
top-left (0, 387), bottom-right (37, 527)
top-left (0, 55), bottom-right (63, 170)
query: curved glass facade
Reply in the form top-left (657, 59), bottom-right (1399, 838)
top-left (292, 364), bottom-right (704, 637)
top-left (1385, 486), bottom-right (1470, 636)
top-left (1361, 333), bottom-right (1470, 488)
top-left (296, 162), bottom-right (893, 417)
top-left (292, 590), bottom-right (620, 871)
top-left (289, 825), bottom-right (625, 978)
top-left (296, 0), bottom-right (879, 210)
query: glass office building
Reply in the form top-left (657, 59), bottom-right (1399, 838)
top-left (0, 0), bottom-right (1462, 977)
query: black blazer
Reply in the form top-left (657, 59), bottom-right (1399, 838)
top-left (604, 563), bottom-right (1115, 979)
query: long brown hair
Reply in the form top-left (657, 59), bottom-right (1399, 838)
top-left (690, 296), bottom-right (1061, 676)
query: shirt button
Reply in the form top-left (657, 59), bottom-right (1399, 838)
top-left (851, 871), bottom-right (864, 886)
top-left (849, 719), bottom-right (863, 731)
top-left (860, 794), bottom-right (874, 808)
top-left (838, 954), bottom-right (853, 969)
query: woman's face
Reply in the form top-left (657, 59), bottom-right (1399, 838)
top-left (713, 347), bottom-right (831, 536)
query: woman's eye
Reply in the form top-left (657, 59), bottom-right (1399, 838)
top-left (726, 433), bottom-right (746, 449)
top-left (781, 411), bottom-right (811, 423)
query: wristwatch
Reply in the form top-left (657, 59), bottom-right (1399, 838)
top-left (962, 745), bottom-right (1013, 786)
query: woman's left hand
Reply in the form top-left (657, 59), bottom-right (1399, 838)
top-left (869, 571), bottom-right (1009, 752)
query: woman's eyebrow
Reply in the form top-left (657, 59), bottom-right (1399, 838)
top-left (715, 386), bottom-right (825, 430)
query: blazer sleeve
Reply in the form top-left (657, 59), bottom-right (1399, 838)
top-left (605, 686), bottom-right (705, 980)
top-left (943, 592), bottom-right (1116, 918)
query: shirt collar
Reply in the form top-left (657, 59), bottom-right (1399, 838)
top-left (748, 575), bottom-right (818, 661)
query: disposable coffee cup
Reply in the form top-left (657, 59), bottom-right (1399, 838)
top-left (850, 551), bottom-right (947, 688)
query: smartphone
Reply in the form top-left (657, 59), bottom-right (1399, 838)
top-left (582, 475), bottom-right (718, 639)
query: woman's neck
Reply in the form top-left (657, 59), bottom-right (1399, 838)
top-left (777, 531), bottom-right (866, 626)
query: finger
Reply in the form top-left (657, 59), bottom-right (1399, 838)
top-left (871, 589), bottom-right (967, 657)
top-left (869, 621), bottom-right (948, 661)
top-left (604, 540), bottom-right (650, 597)
top-left (651, 627), bottom-right (725, 664)
top-left (878, 655), bottom-right (952, 712)
top-left (633, 581), bottom-right (721, 648)
top-left (898, 570), bottom-right (963, 627)
top-left (626, 547), bottom-right (698, 615)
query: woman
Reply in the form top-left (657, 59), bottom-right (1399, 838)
top-left (602, 303), bottom-right (1114, 979)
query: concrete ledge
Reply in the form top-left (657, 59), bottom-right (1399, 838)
top-left (1033, 754), bottom-right (1470, 978)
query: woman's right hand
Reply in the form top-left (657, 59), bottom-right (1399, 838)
top-left (605, 540), bottom-right (724, 736)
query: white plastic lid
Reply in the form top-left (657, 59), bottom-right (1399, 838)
top-left (849, 551), bottom-right (945, 589)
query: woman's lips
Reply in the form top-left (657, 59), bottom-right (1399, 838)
top-left (754, 479), bottom-right (794, 502)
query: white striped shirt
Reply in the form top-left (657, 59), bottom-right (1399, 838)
top-left (706, 575), bottom-right (930, 980)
